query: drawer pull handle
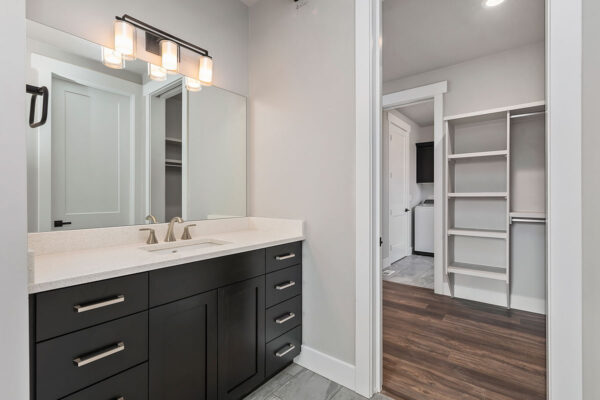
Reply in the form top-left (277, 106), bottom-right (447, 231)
top-left (275, 281), bottom-right (296, 291)
top-left (275, 253), bottom-right (296, 261)
top-left (275, 343), bottom-right (296, 358)
top-left (74, 295), bottom-right (125, 313)
top-left (73, 341), bottom-right (125, 367)
top-left (275, 312), bottom-right (296, 324)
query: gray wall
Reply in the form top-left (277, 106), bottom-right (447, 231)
top-left (248, 0), bottom-right (356, 364)
top-left (384, 41), bottom-right (545, 117)
top-left (582, 0), bottom-right (600, 397)
top-left (0, 0), bottom-right (29, 397)
top-left (26, 0), bottom-right (249, 96)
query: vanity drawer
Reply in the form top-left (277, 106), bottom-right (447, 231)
top-left (36, 311), bottom-right (148, 400)
top-left (266, 325), bottom-right (302, 377)
top-left (266, 242), bottom-right (302, 273)
top-left (266, 295), bottom-right (302, 342)
top-left (62, 363), bottom-right (148, 400)
top-left (36, 273), bottom-right (148, 342)
top-left (265, 264), bottom-right (302, 308)
top-left (150, 249), bottom-right (265, 307)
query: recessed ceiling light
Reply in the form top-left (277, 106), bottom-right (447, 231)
top-left (484, 0), bottom-right (505, 7)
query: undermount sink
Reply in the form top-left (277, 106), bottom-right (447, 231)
top-left (141, 239), bottom-right (228, 255)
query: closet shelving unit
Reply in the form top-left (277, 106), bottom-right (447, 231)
top-left (444, 101), bottom-right (546, 308)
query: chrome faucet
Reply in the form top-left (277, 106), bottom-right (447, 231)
top-left (165, 217), bottom-right (184, 242)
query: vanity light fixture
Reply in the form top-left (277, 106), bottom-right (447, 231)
top-left (148, 63), bottom-right (167, 81)
top-left (198, 55), bottom-right (213, 86)
top-left (114, 20), bottom-right (136, 60)
top-left (101, 47), bottom-right (124, 69)
top-left (114, 15), bottom-right (213, 84)
top-left (185, 77), bottom-right (203, 92)
top-left (484, 0), bottom-right (505, 7)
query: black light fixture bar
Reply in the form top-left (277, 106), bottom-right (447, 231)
top-left (116, 14), bottom-right (210, 57)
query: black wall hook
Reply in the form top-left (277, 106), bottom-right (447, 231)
top-left (26, 84), bottom-right (49, 128)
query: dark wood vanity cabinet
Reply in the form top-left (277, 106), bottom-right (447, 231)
top-left (29, 241), bottom-right (303, 400)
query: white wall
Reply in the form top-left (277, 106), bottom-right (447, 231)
top-left (384, 41), bottom-right (545, 117)
top-left (381, 110), bottom-right (433, 261)
top-left (248, 0), bottom-right (356, 367)
top-left (582, 0), bottom-right (600, 397)
top-left (26, 0), bottom-right (249, 96)
top-left (0, 0), bottom-right (29, 398)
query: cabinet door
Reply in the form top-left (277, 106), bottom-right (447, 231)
top-left (149, 290), bottom-right (217, 400)
top-left (218, 276), bottom-right (265, 399)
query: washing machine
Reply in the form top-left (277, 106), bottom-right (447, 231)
top-left (414, 199), bottom-right (434, 255)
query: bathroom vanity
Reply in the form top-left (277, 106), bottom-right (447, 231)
top-left (28, 218), bottom-right (304, 400)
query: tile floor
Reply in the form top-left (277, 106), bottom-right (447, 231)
top-left (382, 255), bottom-right (434, 289)
top-left (244, 364), bottom-right (392, 400)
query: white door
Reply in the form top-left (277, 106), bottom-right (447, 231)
top-left (51, 77), bottom-right (132, 230)
top-left (388, 115), bottom-right (411, 262)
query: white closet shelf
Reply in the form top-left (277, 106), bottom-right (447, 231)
top-left (448, 228), bottom-right (507, 239)
top-left (447, 262), bottom-right (507, 281)
top-left (447, 150), bottom-right (508, 160)
top-left (165, 137), bottom-right (182, 144)
top-left (165, 159), bottom-right (182, 165)
top-left (448, 192), bottom-right (508, 198)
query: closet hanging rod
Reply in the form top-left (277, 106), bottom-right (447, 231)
top-left (511, 218), bottom-right (546, 224)
top-left (510, 111), bottom-right (546, 119)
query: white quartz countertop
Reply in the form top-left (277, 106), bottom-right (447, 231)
top-left (28, 217), bottom-right (304, 293)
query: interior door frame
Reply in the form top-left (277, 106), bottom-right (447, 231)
top-left (386, 112), bottom-right (411, 263)
top-left (30, 53), bottom-right (139, 232)
top-left (354, 0), bottom-right (584, 398)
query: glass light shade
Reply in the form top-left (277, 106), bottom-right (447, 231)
top-left (160, 40), bottom-right (179, 73)
top-left (185, 77), bottom-right (203, 92)
top-left (148, 63), bottom-right (167, 81)
top-left (198, 55), bottom-right (213, 85)
top-left (101, 47), bottom-right (124, 69)
top-left (114, 20), bottom-right (136, 60)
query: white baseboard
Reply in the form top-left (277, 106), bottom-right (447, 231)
top-left (294, 345), bottom-right (356, 391)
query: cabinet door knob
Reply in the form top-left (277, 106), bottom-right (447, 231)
top-left (275, 343), bottom-right (296, 358)
top-left (275, 312), bottom-right (296, 324)
top-left (275, 281), bottom-right (296, 291)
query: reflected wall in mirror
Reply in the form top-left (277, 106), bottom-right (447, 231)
top-left (26, 20), bottom-right (246, 232)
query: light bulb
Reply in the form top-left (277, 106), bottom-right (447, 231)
top-left (101, 47), bottom-right (124, 69)
top-left (114, 20), bottom-right (136, 60)
top-left (148, 63), bottom-right (167, 81)
top-left (160, 40), bottom-right (179, 73)
top-left (484, 0), bottom-right (505, 7)
top-left (198, 55), bottom-right (213, 86)
top-left (185, 77), bottom-right (203, 92)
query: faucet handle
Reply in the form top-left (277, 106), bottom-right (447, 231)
top-left (139, 228), bottom-right (158, 244)
top-left (181, 224), bottom-right (197, 240)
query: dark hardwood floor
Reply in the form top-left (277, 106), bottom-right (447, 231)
top-left (382, 281), bottom-right (546, 400)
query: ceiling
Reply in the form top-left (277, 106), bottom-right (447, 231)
top-left (240, 0), bottom-right (260, 6)
top-left (383, 0), bottom-right (545, 83)
top-left (396, 100), bottom-right (434, 127)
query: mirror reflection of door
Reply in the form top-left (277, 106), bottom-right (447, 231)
top-left (388, 113), bottom-right (411, 263)
top-left (51, 77), bottom-right (132, 230)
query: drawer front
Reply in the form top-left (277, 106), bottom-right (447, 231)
top-left (36, 312), bottom-right (148, 400)
top-left (150, 250), bottom-right (265, 307)
top-left (266, 242), bottom-right (302, 273)
top-left (266, 264), bottom-right (302, 308)
top-left (36, 273), bottom-right (148, 342)
top-left (266, 325), bottom-right (302, 377)
top-left (266, 295), bottom-right (302, 342)
top-left (62, 363), bottom-right (148, 400)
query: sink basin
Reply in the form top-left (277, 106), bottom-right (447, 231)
top-left (141, 239), bottom-right (228, 255)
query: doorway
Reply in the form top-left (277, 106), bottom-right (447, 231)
top-left (383, 100), bottom-right (435, 290)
